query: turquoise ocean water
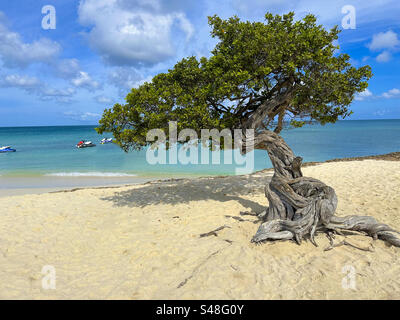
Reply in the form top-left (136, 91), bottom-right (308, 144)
top-left (0, 120), bottom-right (399, 178)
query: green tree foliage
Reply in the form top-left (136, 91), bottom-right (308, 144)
top-left (97, 12), bottom-right (372, 151)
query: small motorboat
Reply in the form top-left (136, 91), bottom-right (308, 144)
top-left (100, 138), bottom-right (113, 144)
top-left (0, 146), bottom-right (16, 153)
top-left (76, 140), bottom-right (96, 149)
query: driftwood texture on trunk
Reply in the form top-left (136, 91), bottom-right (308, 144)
top-left (249, 130), bottom-right (400, 248)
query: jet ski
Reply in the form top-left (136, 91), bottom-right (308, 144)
top-left (0, 146), bottom-right (16, 153)
top-left (100, 138), bottom-right (113, 144)
top-left (76, 140), bottom-right (96, 148)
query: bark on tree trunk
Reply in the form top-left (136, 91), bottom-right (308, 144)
top-left (250, 130), bottom-right (400, 248)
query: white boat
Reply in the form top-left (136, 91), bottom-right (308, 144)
top-left (0, 146), bottom-right (16, 153)
top-left (100, 138), bottom-right (113, 144)
top-left (76, 141), bottom-right (96, 148)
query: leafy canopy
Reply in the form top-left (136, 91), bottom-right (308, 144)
top-left (97, 12), bottom-right (372, 151)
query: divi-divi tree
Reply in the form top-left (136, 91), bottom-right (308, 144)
top-left (97, 13), bottom-right (400, 248)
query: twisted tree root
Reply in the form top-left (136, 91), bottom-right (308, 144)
top-left (249, 130), bottom-right (400, 249)
top-left (251, 176), bottom-right (400, 247)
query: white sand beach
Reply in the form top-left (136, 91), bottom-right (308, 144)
top-left (0, 159), bottom-right (399, 299)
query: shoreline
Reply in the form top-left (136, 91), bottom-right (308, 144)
top-left (301, 151), bottom-right (400, 166)
top-left (1, 150), bottom-right (399, 197)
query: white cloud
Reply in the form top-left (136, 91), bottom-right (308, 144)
top-left (37, 87), bottom-right (76, 104)
top-left (365, 30), bottom-right (400, 62)
top-left (64, 111), bottom-right (101, 121)
top-left (0, 12), bottom-right (101, 101)
top-left (368, 30), bottom-right (400, 51)
top-left (95, 95), bottom-right (113, 104)
top-left (78, 0), bottom-right (194, 66)
top-left (81, 112), bottom-right (101, 120)
top-left (108, 67), bottom-right (153, 96)
top-left (71, 71), bottom-right (100, 91)
top-left (0, 11), bottom-right (97, 104)
top-left (1, 73), bottom-right (76, 103)
top-left (50, 58), bottom-right (101, 91)
top-left (355, 88), bottom-right (373, 101)
top-left (376, 51), bottom-right (392, 62)
top-left (382, 88), bottom-right (400, 98)
top-left (0, 12), bottom-right (61, 68)
top-left (55, 59), bottom-right (82, 79)
top-left (1, 74), bottom-right (41, 90)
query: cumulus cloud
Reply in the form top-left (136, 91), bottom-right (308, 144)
top-left (1, 74), bottom-right (41, 90)
top-left (50, 58), bottom-right (101, 91)
top-left (78, 0), bottom-right (194, 66)
top-left (0, 73), bottom-right (76, 103)
top-left (354, 88), bottom-right (373, 101)
top-left (108, 67), bottom-right (152, 96)
top-left (0, 12), bottom-right (60, 68)
top-left (376, 51), bottom-right (391, 63)
top-left (356, 88), bottom-right (400, 100)
top-left (71, 71), bottom-right (101, 91)
top-left (0, 11), bottom-right (100, 104)
top-left (382, 88), bottom-right (400, 98)
top-left (368, 30), bottom-right (400, 51)
top-left (0, 66), bottom-right (97, 101)
top-left (367, 30), bottom-right (400, 62)
top-left (54, 59), bottom-right (82, 79)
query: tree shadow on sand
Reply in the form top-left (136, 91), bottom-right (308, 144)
top-left (100, 172), bottom-right (273, 213)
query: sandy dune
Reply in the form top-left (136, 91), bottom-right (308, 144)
top-left (0, 159), bottom-right (399, 299)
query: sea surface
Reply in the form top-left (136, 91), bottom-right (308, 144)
top-left (0, 120), bottom-right (399, 181)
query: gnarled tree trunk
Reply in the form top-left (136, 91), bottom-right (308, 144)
top-left (249, 130), bottom-right (400, 247)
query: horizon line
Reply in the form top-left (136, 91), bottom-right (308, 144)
top-left (0, 118), bottom-right (399, 129)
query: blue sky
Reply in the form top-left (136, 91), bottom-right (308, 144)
top-left (0, 0), bottom-right (399, 126)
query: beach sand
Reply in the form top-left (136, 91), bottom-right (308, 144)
top-left (0, 159), bottom-right (399, 299)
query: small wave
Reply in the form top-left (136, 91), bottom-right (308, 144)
top-left (45, 172), bottom-right (137, 177)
